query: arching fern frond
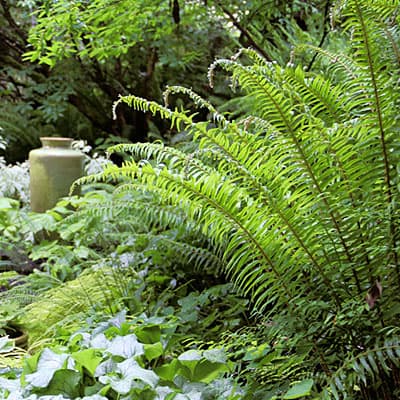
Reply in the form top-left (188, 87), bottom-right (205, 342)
top-left (163, 85), bottom-right (228, 126)
top-left (279, 65), bottom-right (350, 125)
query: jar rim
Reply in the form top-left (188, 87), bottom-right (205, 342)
top-left (40, 137), bottom-right (74, 148)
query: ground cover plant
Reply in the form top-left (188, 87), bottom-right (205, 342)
top-left (0, 187), bottom-right (253, 398)
top-left (0, 312), bottom-right (241, 399)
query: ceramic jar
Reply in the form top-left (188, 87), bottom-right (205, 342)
top-left (29, 137), bottom-right (85, 212)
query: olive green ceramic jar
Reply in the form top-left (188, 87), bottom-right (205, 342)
top-left (29, 137), bottom-right (85, 212)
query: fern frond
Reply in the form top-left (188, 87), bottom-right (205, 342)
top-left (107, 141), bottom-right (214, 178)
top-left (339, 0), bottom-right (400, 278)
top-left (103, 95), bottom-right (383, 304)
top-left (218, 60), bottom-right (373, 284)
top-left (294, 44), bottom-right (361, 81)
top-left (111, 159), bottom-right (299, 308)
top-left (163, 85), bottom-right (228, 126)
top-left (113, 94), bottom-right (195, 131)
top-left (102, 52), bottom-right (399, 307)
top-left (143, 233), bottom-right (223, 272)
top-left (382, 23), bottom-right (400, 68)
top-left (280, 65), bottom-right (350, 124)
top-left (80, 8), bottom-right (400, 396)
top-left (322, 338), bottom-right (400, 399)
top-left (211, 58), bottom-right (301, 133)
top-left (23, 266), bottom-right (135, 348)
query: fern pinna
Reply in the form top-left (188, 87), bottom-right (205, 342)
top-left (77, 0), bottom-right (400, 398)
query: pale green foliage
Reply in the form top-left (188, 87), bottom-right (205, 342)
top-left (78, 0), bottom-right (400, 397)
top-left (0, 157), bottom-right (30, 205)
top-left (25, 0), bottom-right (324, 67)
top-left (22, 266), bottom-right (135, 348)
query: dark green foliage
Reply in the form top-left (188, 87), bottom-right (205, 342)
top-left (1, 0), bottom-right (330, 162)
top-left (0, 0), bottom-right (234, 161)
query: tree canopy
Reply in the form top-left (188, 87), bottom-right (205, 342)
top-left (0, 0), bottom-right (329, 161)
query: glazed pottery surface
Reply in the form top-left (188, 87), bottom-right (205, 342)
top-left (29, 137), bottom-right (85, 212)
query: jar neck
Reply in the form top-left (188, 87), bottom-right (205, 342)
top-left (40, 137), bottom-right (73, 149)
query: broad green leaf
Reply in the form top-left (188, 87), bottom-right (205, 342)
top-left (0, 198), bottom-right (18, 209)
top-left (40, 369), bottom-right (81, 398)
top-left (83, 380), bottom-right (106, 397)
top-left (24, 212), bottom-right (57, 233)
top-left (73, 246), bottom-right (91, 259)
top-left (135, 325), bottom-right (161, 344)
top-left (60, 219), bottom-right (88, 240)
top-left (283, 379), bottom-right (314, 399)
top-left (177, 350), bottom-right (202, 377)
top-left (193, 360), bottom-right (230, 383)
top-left (72, 348), bottom-right (103, 376)
top-left (144, 342), bottom-right (164, 361)
top-left (99, 373), bottom-right (132, 395)
top-left (178, 350), bottom-right (202, 362)
top-left (203, 348), bottom-right (227, 364)
top-left (23, 351), bottom-right (42, 376)
top-left (155, 359), bottom-right (180, 381)
top-left (99, 358), bottom-right (158, 394)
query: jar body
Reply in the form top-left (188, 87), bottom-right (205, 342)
top-left (29, 137), bottom-right (85, 212)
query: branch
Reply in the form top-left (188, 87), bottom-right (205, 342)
top-left (68, 93), bottom-right (111, 132)
top-left (215, 1), bottom-right (271, 61)
top-left (0, 28), bottom-right (25, 57)
top-left (0, 0), bottom-right (27, 43)
top-left (307, 0), bottom-right (331, 71)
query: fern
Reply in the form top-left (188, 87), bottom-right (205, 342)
top-left (76, 1), bottom-right (400, 398)
top-left (68, 181), bottom-right (222, 273)
top-left (23, 265), bottom-right (136, 348)
top-left (322, 338), bottom-right (400, 399)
